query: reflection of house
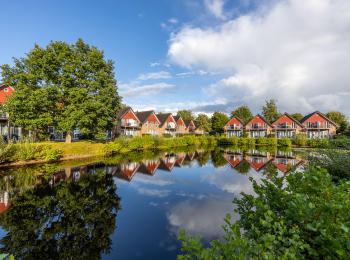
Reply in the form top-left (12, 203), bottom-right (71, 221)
top-left (116, 162), bottom-right (140, 181)
top-left (245, 115), bottom-right (272, 138)
top-left (272, 158), bottom-right (302, 173)
top-left (138, 159), bottom-right (160, 175)
top-left (245, 152), bottom-right (271, 172)
top-left (156, 113), bottom-right (177, 136)
top-left (0, 191), bottom-right (10, 214)
top-left (224, 117), bottom-right (244, 137)
top-left (186, 152), bottom-right (196, 161)
top-left (272, 113), bottom-right (304, 138)
top-left (184, 120), bottom-right (204, 134)
top-left (175, 153), bottom-right (186, 167)
top-left (159, 155), bottom-right (176, 171)
top-left (223, 152), bottom-right (243, 168)
top-left (300, 111), bottom-right (338, 138)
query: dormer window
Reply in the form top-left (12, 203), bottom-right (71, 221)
top-left (4, 88), bottom-right (8, 92)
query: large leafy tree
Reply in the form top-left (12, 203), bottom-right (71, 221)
top-left (177, 110), bottom-right (194, 121)
top-left (1, 39), bottom-right (121, 142)
top-left (195, 114), bottom-right (211, 133)
top-left (0, 170), bottom-right (120, 259)
top-left (291, 112), bottom-right (304, 122)
top-left (211, 112), bottom-right (229, 134)
top-left (231, 105), bottom-right (253, 124)
top-left (326, 111), bottom-right (348, 133)
top-left (262, 99), bottom-right (280, 123)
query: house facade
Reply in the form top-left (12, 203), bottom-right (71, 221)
top-left (224, 117), bottom-right (244, 137)
top-left (272, 113), bottom-right (304, 138)
top-left (113, 107), bottom-right (141, 137)
top-left (156, 113), bottom-right (177, 136)
top-left (136, 111), bottom-right (160, 135)
top-left (174, 116), bottom-right (187, 134)
top-left (300, 111), bottom-right (338, 138)
top-left (245, 115), bottom-right (272, 138)
top-left (0, 85), bottom-right (22, 140)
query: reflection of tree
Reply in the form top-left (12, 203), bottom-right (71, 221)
top-left (196, 151), bottom-right (210, 166)
top-left (235, 160), bottom-right (251, 174)
top-left (211, 150), bottom-right (227, 168)
top-left (0, 170), bottom-right (120, 259)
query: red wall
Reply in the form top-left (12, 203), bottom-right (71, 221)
top-left (225, 118), bottom-right (242, 127)
top-left (303, 113), bottom-right (328, 128)
top-left (249, 116), bottom-right (267, 126)
top-left (122, 111), bottom-right (138, 121)
top-left (167, 116), bottom-right (175, 123)
top-left (177, 118), bottom-right (185, 126)
top-left (0, 86), bottom-right (14, 104)
top-left (272, 115), bottom-right (294, 126)
top-left (147, 114), bottom-right (159, 123)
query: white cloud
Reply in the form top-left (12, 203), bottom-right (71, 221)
top-left (119, 82), bottom-right (175, 97)
top-left (137, 71), bottom-right (172, 81)
top-left (168, 0), bottom-right (350, 116)
top-left (168, 18), bottom-right (178, 24)
top-left (204, 0), bottom-right (227, 20)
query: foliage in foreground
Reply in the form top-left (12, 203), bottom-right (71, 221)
top-left (178, 167), bottom-right (350, 259)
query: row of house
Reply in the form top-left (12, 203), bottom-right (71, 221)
top-left (113, 106), bottom-right (203, 137)
top-left (224, 112), bottom-right (338, 139)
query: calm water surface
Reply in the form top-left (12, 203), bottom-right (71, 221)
top-left (0, 148), bottom-right (304, 259)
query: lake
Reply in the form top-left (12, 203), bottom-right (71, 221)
top-left (0, 148), bottom-right (305, 259)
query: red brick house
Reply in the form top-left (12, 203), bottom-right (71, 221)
top-left (223, 152), bottom-right (243, 168)
top-left (113, 107), bottom-right (141, 137)
top-left (0, 85), bottom-right (22, 140)
top-left (271, 113), bottom-right (304, 138)
top-left (138, 159), bottom-right (160, 175)
top-left (300, 111), bottom-right (338, 138)
top-left (156, 113), bottom-right (177, 136)
top-left (244, 115), bottom-right (272, 138)
top-left (223, 117), bottom-right (244, 137)
top-left (173, 116), bottom-right (187, 134)
top-left (135, 110), bottom-right (160, 135)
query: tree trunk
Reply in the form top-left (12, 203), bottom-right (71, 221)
top-left (65, 131), bottom-right (72, 143)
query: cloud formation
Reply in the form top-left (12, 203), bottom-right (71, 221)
top-left (137, 71), bottom-right (172, 81)
top-left (168, 0), bottom-right (350, 116)
top-left (119, 82), bottom-right (175, 97)
top-left (204, 0), bottom-right (227, 20)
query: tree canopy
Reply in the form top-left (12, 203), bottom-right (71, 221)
top-left (291, 113), bottom-right (304, 122)
top-left (211, 112), bottom-right (229, 134)
top-left (262, 99), bottom-right (280, 123)
top-left (176, 110), bottom-right (194, 121)
top-left (195, 114), bottom-right (211, 133)
top-left (326, 111), bottom-right (348, 133)
top-left (231, 105), bottom-right (253, 124)
top-left (1, 39), bottom-right (121, 142)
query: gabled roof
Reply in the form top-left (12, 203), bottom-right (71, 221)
top-left (272, 113), bottom-right (304, 127)
top-left (156, 113), bottom-right (174, 127)
top-left (116, 107), bottom-right (140, 122)
top-left (184, 119), bottom-right (195, 128)
top-left (300, 111), bottom-right (339, 127)
top-left (225, 116), bottom-right (244, 126)
top-left (135, 110), bottom-right (159, 124)
top-left (246, 114), bottom-right (272, 127)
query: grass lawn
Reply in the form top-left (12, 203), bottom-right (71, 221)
top-left (43, 141), bottom-right (106, 158)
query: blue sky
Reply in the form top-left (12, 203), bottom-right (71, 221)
top-left (1, 0), bottom-right (349, 116)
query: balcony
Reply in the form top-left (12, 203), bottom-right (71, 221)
top-left (274, 124), bottom-right (295, 129)
top-left (166, 122), bottom-right (176, 130)
top-left (121, 120), bottom-right (140, 128)
top-left (227, 125), bottom-right (242, 130)
top-left (251, 125), bottom-right (267, 130)
top-left (0, 113), bottom-right (8, 120)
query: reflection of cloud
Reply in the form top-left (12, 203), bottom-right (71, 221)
top-left (137, 187), bottom-right (170, 198)
top-left (167, 198), bottom-right (235, 240)
top-left (201, 167), bottom-right (262, 195)
top-left (133, 174), bottom-right (175, 186)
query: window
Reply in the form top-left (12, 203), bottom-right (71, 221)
top-left (3, 88), bottom-right (8, 93)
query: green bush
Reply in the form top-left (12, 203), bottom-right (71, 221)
top-left (42, 148), bottom-right (62, 162)
top-left (238, 137), bottom-right (255, 146)
top-left (307, 138), bottom-right (329, 148)
top-left (277, 137), bottom-right (292, 146)
top-left (292, 134), bottom-right (308, 146)
top-left (14, 141), bottom-right (45, 161)
top-left (255, 137), bottom-right (277, 146)
top-left (178, 167), bottom-right (350, 259)
top-left (0, 138), bottom-right (16, 164)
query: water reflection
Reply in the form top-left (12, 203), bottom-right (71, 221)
top-left (0, 148), bottom-right (304, 259)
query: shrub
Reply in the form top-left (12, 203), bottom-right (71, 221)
top-left (0, 138), bottom-right (16, 164)
top-left (292, 134), bottom-right (308, 146)
top-left (277, 137), bottom-right (292, 146)
top-left (307, 138), bottom-right (329, 148)
top-left (14, 141), bottom-right (45, 161)
top-left (255, 137), bottom-right (277, 146)
top-left (238, 137), bottom-right (255, 146)
top-left (42, 148), bottom-right (62, 162)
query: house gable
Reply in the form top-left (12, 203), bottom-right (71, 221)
top-left (0, 85), bottom-right (14, 104)
top-left (301, 111), bottom-right (338, 128)
top-left (146, 113), bottom-right (160, 124)
top-left (272, 113), bottom-right (303, 128)
top-left (225, 117), bottom-right (243, 129)
top-left (246, 115), bottom-right (272, 128)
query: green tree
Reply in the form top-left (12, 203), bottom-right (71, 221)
top-left (262, 99), bottom-right (280, 123)
top-left (1, 39), bottom-right (121, 142)
top-left (177, 110), bottom-right (194, 121)
top-left (326, 111), bottom-right (348, 133)
top-left (231, 105), bottom-right (253, 124)
top-left (0, 170), bottom-right (120, 259)
top-left (178, 167), bottom-right (350, 259)
top-left (195, 114), bottom-right (211, 133)
top-left (291, 113), bottom-right (304, 122)
top-left (211, 112), bottom-right (229, 134)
